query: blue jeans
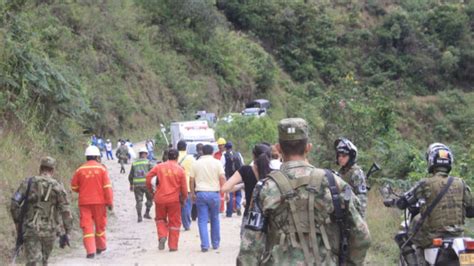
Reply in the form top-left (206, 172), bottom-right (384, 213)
top-left (226, 190), bottom-right (242, 217)
top-left (181, 194), bottom-right (192, 230)
top-left (196, 191), bottom-right (220, 250)
top-left (147, 150), bottom-right (155, 160)
top-left (106, 150), bottom-right (114, 160)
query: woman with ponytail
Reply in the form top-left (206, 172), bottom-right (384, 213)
top-left (221, 143), bottom-right (272, 234)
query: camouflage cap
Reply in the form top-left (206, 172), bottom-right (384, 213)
top-left (40, 156), bottom-right (56, 169)
top-left (278, 118), bottom-right (309, 141)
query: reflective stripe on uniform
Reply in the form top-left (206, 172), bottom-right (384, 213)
top-left (96, 232), bottom-right (105, 237)
top-left (169, 227), bottom-right (180, 231)
top-left (103, 184), bottom-right (112, 188)
top-left (133, 161), bottom-right (149, 166)
top-left (76, 165), bottom-right (106, 172)
top-left (133, 178), bottom-right (146, 183)
top-left (84, 234), bottom-right (95, 238)
top-left (71, 186), bottom-right (79, 190)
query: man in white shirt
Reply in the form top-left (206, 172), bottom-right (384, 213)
top-left (105, 139), bottom-right (113, 160)
top-left (190, 145), bottom-right (226, 252)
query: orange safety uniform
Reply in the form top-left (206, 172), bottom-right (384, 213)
top-left (213, 151), bottom-right (225, 213)
top-left (146, 160), bottom-right (187, 250)
top-left (71, 160), bottom-right (113, 255)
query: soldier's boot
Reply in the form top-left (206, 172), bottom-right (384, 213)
top-left (144, 208), bottom-right (152, 219)
top-left (137, 209), bottom-right (143, 223)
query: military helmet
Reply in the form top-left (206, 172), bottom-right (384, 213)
top-left (426, 143), bottom-right (453, 173)
top-left (40, 156), bottom-right (56, 169)
top-left (334, 138), bottom-right (358, 166)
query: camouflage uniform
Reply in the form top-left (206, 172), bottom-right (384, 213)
top-left (410, 171), bottom-right (473, 248)
top-left (129, 158), bottom-right (154, 219)
top-left (10, 157), bottom-right (73, 266)
top-left (116, 145), bottom-right (129, 174)
top-left (339, 164), bottom-right (368, 218)
top-left (237, 118), bottom-right (370, 266)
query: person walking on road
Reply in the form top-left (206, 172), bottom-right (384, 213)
top-left (146, 139), bottom-right (155, 160)
top-left (97, 137), bottom-right (105, 158)
top-left (71, 146), bottom-right (114, 259)
top-left (10, 157), bottom-right (73, 266)
top-left (190, 144), bottom-right (226, 252)
top-left (105, 139), bottom-right (114, 160)
top-left (222, 143), bottom-right (272, 234)
top-left (116, 141), bottom-right (129, 174)
top-left (237, 118), bottom-right (370, 265)
top-left (177, 140), bottom-right (195, 230)
top-left (129, 147), bottom-right (154, 222)
top-left (146, 149), bottom-right (188, 252)
top-left (220, 141), bottom-right (244, 217)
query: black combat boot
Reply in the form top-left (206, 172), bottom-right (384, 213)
top-left (144, 208), bottom-right (152, 219)
top-left (137, 209), bottom-right (143, 223)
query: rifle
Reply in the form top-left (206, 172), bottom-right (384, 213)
top-left (339, 186), bottom-right (352, 266)
top-left (12, 177), bottom-right (33, 265)
top-left (365, 163), bottom-right (381, 191)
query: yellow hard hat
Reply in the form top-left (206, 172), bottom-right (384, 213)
top-left (217, 138), bottom-right (227, 145)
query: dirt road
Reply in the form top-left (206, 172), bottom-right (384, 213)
top-left (52, 143), bottom-right (241, 265)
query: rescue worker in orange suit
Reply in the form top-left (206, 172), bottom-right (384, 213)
top-left (146, 148), bottom-right (187, 252)
top-left (71, 145), bottom-right (114, 259)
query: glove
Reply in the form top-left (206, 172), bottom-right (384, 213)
top-left (107, 205), bottom-right (113, 211)
top-left (59, 234), bottom-right (70, 249)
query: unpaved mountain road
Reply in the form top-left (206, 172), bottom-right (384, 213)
top-left (52, 143), bottom-right (241, 265)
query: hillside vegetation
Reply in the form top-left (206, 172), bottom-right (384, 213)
top-left (0, 0), bottom-right (473, 263)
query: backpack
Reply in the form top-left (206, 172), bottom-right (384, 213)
top-left (224, 151), bottom-right (242, 177)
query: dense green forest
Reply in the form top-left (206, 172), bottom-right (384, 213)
top-left (0, 0), bottom-right (472, 263)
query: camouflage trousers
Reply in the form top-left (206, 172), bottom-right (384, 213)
top-left (24, 235), bottom-right (55, 266)
top-left (357, 193), bottom-right (367, 218)
top-left (134, 185), bottom-right (153, 213)
top-left (118, 157), bottom-right (128, 174)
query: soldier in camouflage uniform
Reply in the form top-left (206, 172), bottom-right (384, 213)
top-left (10, 157), bottom-right (73, 266)
top-left (334, 138), bottom-right (368, 218)
top-left (237, 118), bottom-right (370, 266)
top-left (116, 141), bottom-right (129, 174)
top-left (395, 143), bottom-right (474, 265)
top-left (129, 147), bottom-right (154, 222)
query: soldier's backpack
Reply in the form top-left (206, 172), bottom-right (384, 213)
top-left (266, 169), bottom-right (332, 265)
top-left (24, 176), bottom-right (62, 236)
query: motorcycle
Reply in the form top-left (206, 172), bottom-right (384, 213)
top-left (380, 183), bottom-right (474, 266)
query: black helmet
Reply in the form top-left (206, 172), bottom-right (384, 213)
top-left (426, 143), bottom-right (453, 173)
top-left (334, 138), bottom-right (358, 166)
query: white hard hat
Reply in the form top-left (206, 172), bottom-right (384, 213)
top-left (85, 145), bottom-right (101, 156)
top-left (139, 147), bottom-right (148, 154)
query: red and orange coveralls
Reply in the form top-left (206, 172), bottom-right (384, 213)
top-left (71, 160), bottom-right (113, 255)
top-left (146, 160), bottom-right (187, 250)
